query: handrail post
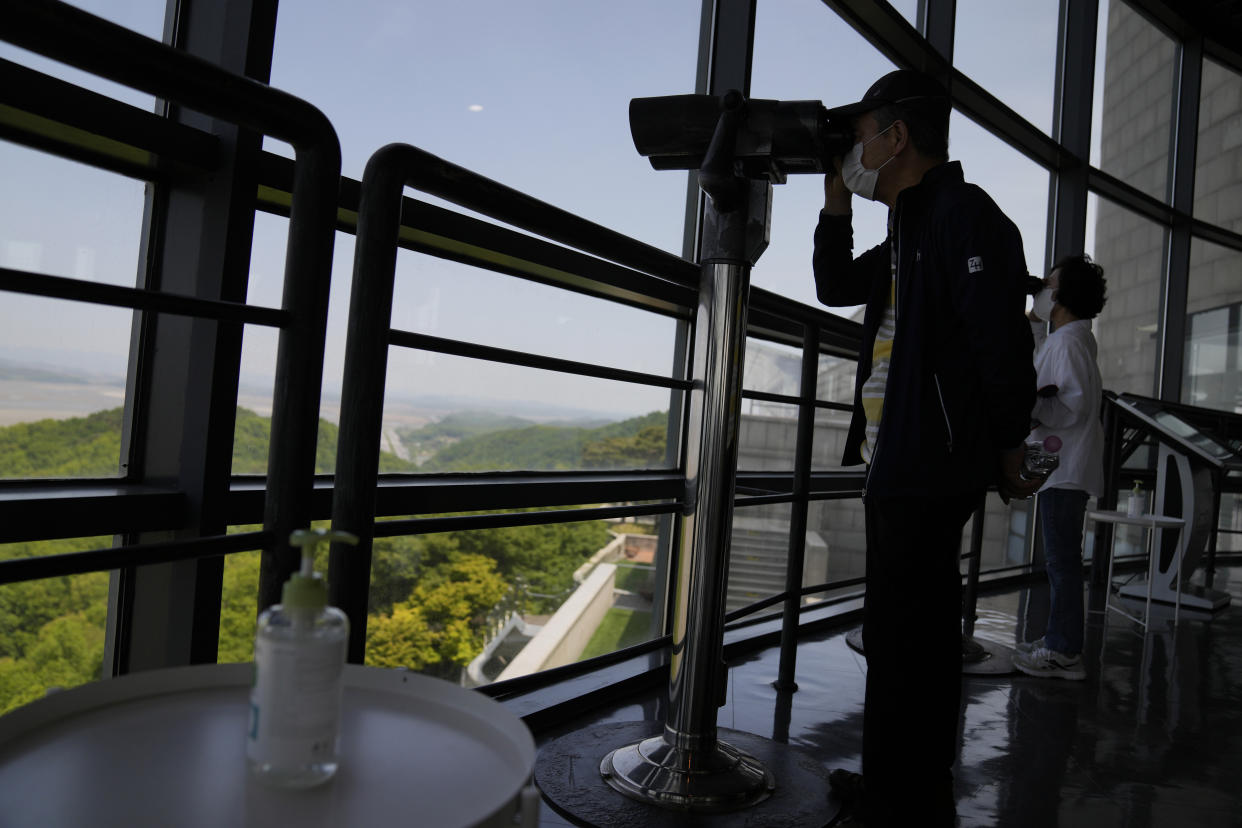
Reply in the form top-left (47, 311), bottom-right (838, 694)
top-left (774, 325), bottom-right (819, 691)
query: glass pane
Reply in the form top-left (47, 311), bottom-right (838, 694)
top-left (218, 546), bottom-right (263, 664)
top-left (390, 251), bottom-right (680, 379)
top-left (738, 401), bottom-right (798, 472)
top-left (805, 498), bottom-right (866, 596)
top-left (1193, 58), bottom-right (1242, 235)
top-left (0, 149), bottom-right (146, 288)
top-left (950, 111), bottom-right (1050, 278)
top-left (0, 154), bottom-right (143, 479)
top-left (1091, 0), bottom-right (1177, 202)
top-left (954, 0), bottom-right (1059, 133)
top-left (813, 407), bottom-right (856, 471)
top-left (363, 519), bottom-right (648, 684)
top-left (1218, 493), bottom-right (1242, 554)
top-left (0, 537), bottom-right (111, 714)
top-left (1184, 239), bottom-right (1242, 412)
top-left (750, 0), bottom-right (896, 310)
top-left (0, 0), bottom-right (166, 109)
top-left (817, 353), bottom-right (856, 405)
top-left (386, 348), bottom-right (674, 472)
top-left (890, 0), bottom-right (920, 28)
top-left (267, 0), bottom-right (698, 254)
top-left (0, 296), bottom-right (132, 478)
top-left (1085, 192), bottom-right (1165, 396)
top-left (744, 338), bottom-right (803, 396)
top-left (727, 502), bottom-right (791, 615)
top-left (962, 495), bottom-right (1036, 572)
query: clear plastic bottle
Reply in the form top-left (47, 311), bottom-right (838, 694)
top-left (247, 528), bottom-right (356, 788)
top-left (1020, 434), bottom-right (1062, 481)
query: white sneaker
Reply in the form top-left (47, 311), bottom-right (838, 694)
top-left (1013, 646), bottom-right (1086, 681)
top-left (1014, 637), bottom-right (1045, 654)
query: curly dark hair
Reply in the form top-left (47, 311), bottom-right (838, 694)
top-left (1053, 253), bottom-right (1107, 319)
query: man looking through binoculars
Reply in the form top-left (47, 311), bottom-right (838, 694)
top-left (812, 69), bottom-right (1042, 827)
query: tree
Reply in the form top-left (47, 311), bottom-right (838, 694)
top-left (365, 553), bottom-right (507, 679)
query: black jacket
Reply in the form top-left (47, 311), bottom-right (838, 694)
top-left (813, 161), bottom-right (1035, 498)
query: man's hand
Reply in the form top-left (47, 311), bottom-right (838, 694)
top-left (997, 444), bottom-right (1044, 503)
top-left (823, 156), bottom-right (851, 216)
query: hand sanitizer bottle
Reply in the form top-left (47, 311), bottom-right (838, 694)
top-left (247, 528), bottom-right (357, 788)
top-left (1128, 481), bottom-right (1144, 517)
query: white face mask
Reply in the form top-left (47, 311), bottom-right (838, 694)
top-left (841, 123), bottom-right (896, 201)
top-left (1032, 287), bottom-right (1056, 321)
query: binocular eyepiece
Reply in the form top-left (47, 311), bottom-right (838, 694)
top-left (629, 91), bottom-right (854, 184)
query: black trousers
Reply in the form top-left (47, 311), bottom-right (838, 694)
top-left (861, 492), bottom-right (980, 827)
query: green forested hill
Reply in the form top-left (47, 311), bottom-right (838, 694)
top-left (398, 411), bottom-right (535, 443)
top-left (0, 406), bottom-right (417, 479)
top-left (0, 408), bottom-right (126, 478)
top-left (420, 410), bottom-right (668, 471)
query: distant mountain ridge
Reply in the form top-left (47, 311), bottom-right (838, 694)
top-left (0, 357), bottom-right (96, 385)
top-left (418, 410), bottom-right (668, 471)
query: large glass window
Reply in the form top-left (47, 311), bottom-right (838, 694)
top-left (1194, 58), bottom-right (1242, 235)
top-left (1085, 193), bottom-right (1166, 396)
top-left (953, 0), bottom-right (1060, 134)
top-left (750, 0), bottom-right (896, 310)
top-left (266, 0), bottom-right (697, 254)
top-left (1184, 239), bottom-right (1242, 413)
top-left (1091, 0), bottom-right (1177, 202)
top-left (950, 112), bottom-right (1051, 278)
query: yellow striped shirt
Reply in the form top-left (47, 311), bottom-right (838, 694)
top-left (860, 249), bottom-right (896, 463)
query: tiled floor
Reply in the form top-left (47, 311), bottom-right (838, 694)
top-left (531, 564), bottom-right (1242, 827)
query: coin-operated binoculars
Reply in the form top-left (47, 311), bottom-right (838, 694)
top-left (591, 91), bottom-right (848, 814)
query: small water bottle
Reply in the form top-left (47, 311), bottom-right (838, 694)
top-left (1019, 435), bottom-right (1062, 481)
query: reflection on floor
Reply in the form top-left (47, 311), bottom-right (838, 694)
top-left (533, 565), bottom-right (1242, 827)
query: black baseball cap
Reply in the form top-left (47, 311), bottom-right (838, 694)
top-left (824, 69), bottom-right (950, 132)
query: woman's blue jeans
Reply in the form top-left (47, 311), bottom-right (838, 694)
top-left (1038, 487), bottom-right (1090, 656)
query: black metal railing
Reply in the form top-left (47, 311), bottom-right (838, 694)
top-left (1, 1), bottom-right (341, 611)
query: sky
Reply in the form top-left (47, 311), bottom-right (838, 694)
top-left (1, 0), bottom-right (1079, 422)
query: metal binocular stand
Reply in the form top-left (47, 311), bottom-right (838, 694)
top-left (535, 91), bottom-right (842, 826)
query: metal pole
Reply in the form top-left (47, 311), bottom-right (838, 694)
top-left (601, 182), bottom-right (774, 812)
top-left (774, 325), bottom-right (819, 691)
top-left (962, 495), bottom-right (986, 640)
top-left (1092, 398), bottom-right (1121, 588)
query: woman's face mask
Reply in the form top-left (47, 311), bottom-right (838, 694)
top-left (841, 123), bottom-right (897, 201)
top-left (1032, 287), bottom-right (1057, 321)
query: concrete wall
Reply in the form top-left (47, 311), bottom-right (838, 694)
top-left (496, 563), bottom-right (616, 680)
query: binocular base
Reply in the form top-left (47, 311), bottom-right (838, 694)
top-left (535, 721), bottom-right (840, 826)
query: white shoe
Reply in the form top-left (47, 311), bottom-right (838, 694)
top-left (1013, 646), bottom-right (1086, 681)
top-left (1014, 637), bottom-right (1045, 654)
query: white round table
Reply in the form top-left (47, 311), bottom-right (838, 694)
top-left (0, 663), bottom-right (538, 828)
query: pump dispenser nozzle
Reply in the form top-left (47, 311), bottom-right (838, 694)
top-left (283, 528), bottom-right (358, 610)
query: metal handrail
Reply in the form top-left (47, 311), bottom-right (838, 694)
top-left (0, 532), bottom-right (270, 586)
top-left (3, 0), bottom-right (342, 607)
